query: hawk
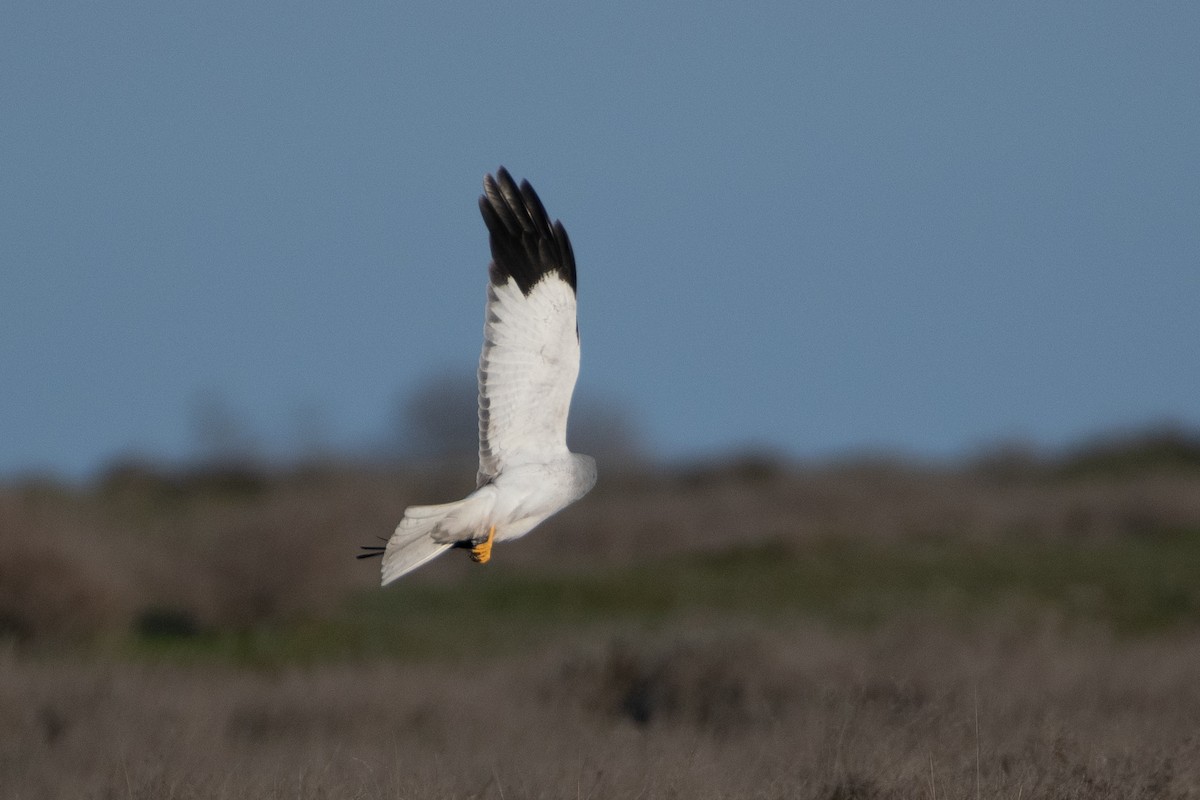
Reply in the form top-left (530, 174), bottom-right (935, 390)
top-left (361, 168), bottom-right (596, 584)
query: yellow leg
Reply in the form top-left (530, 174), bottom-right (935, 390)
top-left (470, 525), bottom-right (495, 564)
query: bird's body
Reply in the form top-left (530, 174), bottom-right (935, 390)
top-left (364, 168), bottom-right (596, 585)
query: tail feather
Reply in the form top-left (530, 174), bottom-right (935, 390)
top-left (380, 495), bottom-right (490, 585)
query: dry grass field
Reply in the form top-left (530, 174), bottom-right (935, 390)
top-left (2, 430), bottom-right (1200, 798)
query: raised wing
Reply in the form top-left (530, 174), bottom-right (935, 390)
top-left (476, 168), bottom-right (580, 486)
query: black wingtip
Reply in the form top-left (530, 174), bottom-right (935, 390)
top-left (356, 537), bottom-right (387, 560)
top-left (480, 167), bottom-right (577, 296)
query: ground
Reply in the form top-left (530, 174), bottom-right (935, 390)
top-left (2, 435), bottom-right (1199, 798)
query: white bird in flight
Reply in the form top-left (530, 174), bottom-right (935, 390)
top-left (360, 168), bottom-right (597, 584)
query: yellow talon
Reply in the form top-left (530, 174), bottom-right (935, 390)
top-left (470, 525), bottom-right (495, 564)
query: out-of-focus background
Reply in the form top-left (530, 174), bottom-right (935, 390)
top-left (3, 2), bottom-right (1198, 479)
top-left (3, 4), bottom-right (1199, 798)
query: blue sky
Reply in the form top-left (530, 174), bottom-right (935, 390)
top-left (3, 2), bottom-right (1198, 478)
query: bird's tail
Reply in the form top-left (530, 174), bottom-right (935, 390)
top-left (379, 494), bottom-right (491, 585)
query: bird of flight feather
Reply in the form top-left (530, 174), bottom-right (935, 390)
top-left (359, 168), bottom-right (597, 584)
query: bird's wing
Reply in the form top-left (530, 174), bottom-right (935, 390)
top-left (475, 168), bottom-right (580, 487)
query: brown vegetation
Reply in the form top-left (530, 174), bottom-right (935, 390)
top-left (4, 623), bottom-right (1199, 798)
top-left (1, 430), bottom-right (1199, 797)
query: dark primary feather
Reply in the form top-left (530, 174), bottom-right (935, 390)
top-left (356, 538), bottom-right (387, 559)
top-left (357, 537), bottom-right (476, 560)
top-left (479, 167), bottom-right (576, 297)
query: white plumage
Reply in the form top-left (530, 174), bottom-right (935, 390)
top-left (364, 168), bottom-right (596, 585)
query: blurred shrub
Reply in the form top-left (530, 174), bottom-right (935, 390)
top-left (1055, 425), bottom-right (1200, 478)
top-left (190, 503), bottom-right (355, 631)
top-left (675, 451), bottom-right (790, 488)
top-left (392, 372), bottom-right (480, 462)
top-left (392, 372), bottom-right (645, 466)
top-left (4, 423), bottom-right (1200, 647)
top-left (560, 635), bottom-right (796, 732)
top-left (134, 607), bottom-right (204, 639)
top-left (0, 536), bottom-right (129, 643)
top-left (98, 459), bottom-right (269, 504)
